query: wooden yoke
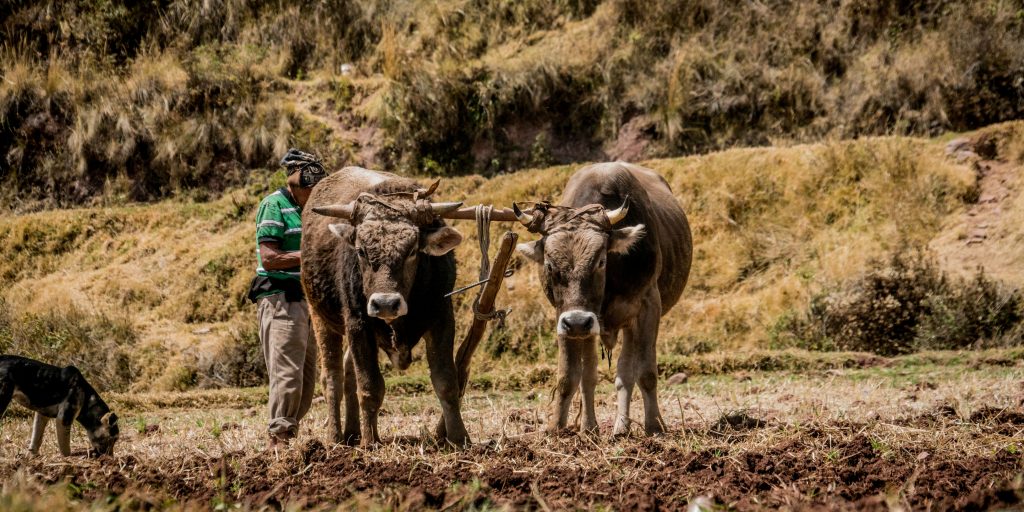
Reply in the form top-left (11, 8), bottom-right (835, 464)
top-left (453, 230), bottom-right (518, 397)
top-left (442, 207), bottom-right (522, 222)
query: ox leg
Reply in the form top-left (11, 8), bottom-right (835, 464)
top-left (580, 336), bottom-right (600, 433)
top-left (342, 347), bottom-right (361, 445)
top-left (314, 316), bottom-right (346, 444)
top-left (613, 325), bottom-right (640, 437)
top-left (348, 326), bottom-right (384, 446)
top-left (548, 336), bottom-right (584, 433)
top-left (426, 312), bottom-right (470, 447)
top-left (636, 293), bottom-right (666, 435)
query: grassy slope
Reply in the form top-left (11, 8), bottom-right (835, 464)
top-left (4, 122), bottom-right (1022, 391)
top-left (4, 0), bottom-right (1024, 207)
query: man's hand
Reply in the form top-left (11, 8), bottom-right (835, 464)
top-left (260, 241), bottom-right (301, 270)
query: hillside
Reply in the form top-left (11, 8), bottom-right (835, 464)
top-left (2, 122), bottom-right (1022, 393)
top-left (4, 0), bottom-right (1024, 209)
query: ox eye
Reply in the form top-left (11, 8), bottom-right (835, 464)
top-left (356, 247), bottom-right (368, 259)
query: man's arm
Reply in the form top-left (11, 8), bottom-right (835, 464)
top-left (260, 241), bottom-right (301, 270)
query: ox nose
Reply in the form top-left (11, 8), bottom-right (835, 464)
top-left (558, 310), bottom-right (600, 337)
top-left (368, 293), bottom-right (408, 321)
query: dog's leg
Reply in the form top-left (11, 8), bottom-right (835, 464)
top-left (29, 413), bottom-right (49, 455)
top-left (55, 381), bottom-right (85, 457)
top-left (0, 380), bottom-right (13, 419)
top-left (55, 420), bottom-right (71, 456)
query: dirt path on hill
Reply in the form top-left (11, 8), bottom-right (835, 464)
top-left (930, 138), bottom-right (1023, 287)
top-left (282, 79), bottom-right (383, 168)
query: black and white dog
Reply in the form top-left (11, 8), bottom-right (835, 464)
top-left (0, 355), bottom-right (119, 457)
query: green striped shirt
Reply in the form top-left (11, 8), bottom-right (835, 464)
top-left (255, 188), bottom-right (302, 290)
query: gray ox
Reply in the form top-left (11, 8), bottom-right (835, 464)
top-left (303, 167), bottom-right (470, 446)
top-left (514, 162), bottom-right (692, 435)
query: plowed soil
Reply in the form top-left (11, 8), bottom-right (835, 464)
top-left (3, 362), bottom-right (1023, 510)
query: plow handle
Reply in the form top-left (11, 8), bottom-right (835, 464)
top-left (454, 230), bottom-right (519, 397)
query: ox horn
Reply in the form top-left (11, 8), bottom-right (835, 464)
top-left (605, 195), bottom-right (630, 225)
top-left (512, 202), bottom-right (535, 227)
top-left (418, 179), bottom-right (441, 199)
top-left (313, 201), bottom-right (356, 219)
top-left (430, 201), bottom-right (464, 216)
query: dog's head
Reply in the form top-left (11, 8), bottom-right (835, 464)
top-left (86, 412), bottom-right (119, 457)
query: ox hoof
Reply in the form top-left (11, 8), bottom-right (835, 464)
top-left (436, 425), bottom-right (471, 448)
top-left (645, 417), bottom-right (668, 436)
top-left (612, 419), bottom-right (631, 438)
top-left (443, 435), bottom-right (471, 449)
top-left (342, 432), bottom-right (360, 446)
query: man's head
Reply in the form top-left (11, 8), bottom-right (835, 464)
top-left (513, 199), bottom-right (645, 338)
top-left (280, 148), bottom-right (327, 206)
top-left (314, 190), bottom-right (464, 323)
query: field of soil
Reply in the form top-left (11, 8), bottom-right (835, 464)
top-left (2, 352), bottom-right (1023, 510)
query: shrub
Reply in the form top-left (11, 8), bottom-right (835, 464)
top-left (777, 249), bottom-right (1024, 356)
top-left (0, 298), bottom-right (138, 391)
top-left (196, 324), bottom-right (267, 389)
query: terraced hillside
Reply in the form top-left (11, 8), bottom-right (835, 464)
top-left (2, 123), bottom-right (1022, 392)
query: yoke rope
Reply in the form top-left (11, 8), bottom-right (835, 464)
top-left (472, 205), bottom-right (510, 325)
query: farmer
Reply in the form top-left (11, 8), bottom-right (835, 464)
top-left (247, 148), bottom-right (327, 448)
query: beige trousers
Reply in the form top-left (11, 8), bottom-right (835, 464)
top-left (258, 293), bottom-right (318, 436)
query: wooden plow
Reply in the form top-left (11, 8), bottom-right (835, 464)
top-left (446, 206), bottom-right (524, 398)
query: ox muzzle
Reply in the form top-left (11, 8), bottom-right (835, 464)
top-left (557, 310), bottom-right (600, 338)
top-left (368, 293), bottom-right (408, 322)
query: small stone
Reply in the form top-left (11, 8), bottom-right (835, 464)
top-left (192, 327), bottom-right (212, 335)
top-left (945, 138), bottom-right (972, 156)
top-left (955, 150), bottom-right (979, 163)
top-left (687, 495), bottom-right (715, 512)
top-left (666, 373), bottom-right (689, 386)
top-left (917, 451), bottom-right (930, 461)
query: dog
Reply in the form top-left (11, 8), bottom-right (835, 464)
top-left (0, 355), bottom-right (119, 457)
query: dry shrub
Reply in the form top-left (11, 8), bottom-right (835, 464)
top-left (0, 298), bottom-right (138, 391)
top-left (775, 249), bottom-right (1024, 356)
top-left (196, 324), bottom-right (266, 389)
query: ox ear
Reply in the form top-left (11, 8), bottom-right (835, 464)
top-left (516, 240), bottom-right (543, 264)
top-left (328, 223), bottom-right (355, 242)
top-left (421, 226), bottom-right (463, 256)
top-left (608, 224), bottom-right (646, 254)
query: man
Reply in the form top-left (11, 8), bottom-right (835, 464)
top-left (247, 148), bottom-right (327, 448)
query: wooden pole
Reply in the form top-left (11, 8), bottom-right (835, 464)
top-left (454, 230), bottom-right (519, 397)
top-left (443, 206), bottom-right (524, 222)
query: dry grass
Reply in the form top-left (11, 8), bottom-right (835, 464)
top-left (1, 356), bottom-right (1022, 510)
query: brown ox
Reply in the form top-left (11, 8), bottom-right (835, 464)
top-left (514, 162), bottom-right (692, 435)
top-left (303, 167), bottom-right (470, 446)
